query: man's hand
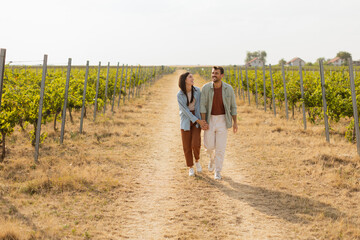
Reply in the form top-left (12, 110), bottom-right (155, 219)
top-left (202, 122), bottom-right (209, 130)
top-left (233, 122), bottom-right (238, 133)
top-left (200, 113), bottom-right (207, 130)
top-left (232, 115), bottom-right (238, 133)
top-left (197, 119), bottom-right (209, 130)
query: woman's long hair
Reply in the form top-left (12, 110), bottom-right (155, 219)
top-left (178, 72), bottom-right (194, 106)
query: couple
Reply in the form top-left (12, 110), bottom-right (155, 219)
top-left (177, 66), bottom-right (238, 180)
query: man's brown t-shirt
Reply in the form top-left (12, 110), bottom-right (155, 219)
top-left (211, 85), bottom-right (226, 115)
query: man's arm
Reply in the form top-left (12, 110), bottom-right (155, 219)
top-left (232, 115), bottom-right (237, 124)
top-left (200, 87), bottom-right (207, 116)
top-left (231, 88), bottom-right (238, 133)
top-left (200, 87), bottom-right (209, 130)
top-left (232, 115), bottom-right (238, 133)
top-left (201, 113), bottom-right (206, 121)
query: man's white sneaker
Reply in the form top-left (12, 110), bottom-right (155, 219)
top-left (214, 171), bottom-right (221, 180)
top-left (189, 168), bottom-right (195, 177)
top-left (195, 161), bottom-right (202, 173)
top-left (208, 161), bottom-right (214, 172)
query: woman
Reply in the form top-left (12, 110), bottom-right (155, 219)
top-left (177, 72), bottom-right (208, 177)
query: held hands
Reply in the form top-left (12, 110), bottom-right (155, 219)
top-left (197, 119), bottom-right (209, 130)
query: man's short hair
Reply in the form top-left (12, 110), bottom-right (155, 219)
top-left (212, 66), bottom-right (224, 74)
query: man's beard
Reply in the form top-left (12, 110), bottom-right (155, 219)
top-left (212, 77), bottom-right (220, 83)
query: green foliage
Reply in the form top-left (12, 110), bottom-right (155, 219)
top-left (336, 51), bottom-right (352, 61)
top-left (278, 59), bottom-right (286, 66)
top-left (345, 119), bottom-right (355, 143)
top-left (0, 65), bottom-right (175, 159)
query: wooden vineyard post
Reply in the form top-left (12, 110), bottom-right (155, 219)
top-left (319, 60), bottom-right (330, 143)
top-left (132, 65), bottom-right (137, 98)
top-left (299, 63), bottom-right (307, 130)
top-left (122, 65), bottom-right (129, 105)
top-left (128, 66), bottom-right (133, 101)
top-left (255, 66), bottom-right (258, 108)
top-left (246, 66), bottom-right (250, 105)
top-left (240, 66), bottom-right (245, 101)
top-left (153, 66), bottom-right (157, 84)
top-left (60, 58), bottom-right (72, 144)
top-left (349, 58), bottom-right (360, 155)
top-left (34, 54), bottom-right (48, 163)
top-left (135, 65), bottom-right (140, 98)
top-left (281, 63), bottom-right (289, 120)
top-left (262, 63), bottom-right (267, 112)
top-left (0, 49), bottom-right (6, 111)
top-left (237, 67), bottom-right (240, 97)
top-left (269, 64), bottom-right (276, 117)
top-left (117, 64), bottom-right (125, 107)
top-left (93, 62), bottom-right (101, 122)
top-left (80, 61), bottom-right (89, 134)
top-left (103, 62), bottom-right (110, 114)
top-left (111, 62), bottom-right (120, 113)
top-left (138, 66), bottom-right (144, 97)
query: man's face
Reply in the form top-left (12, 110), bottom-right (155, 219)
top-left (211, 69), bottom-right (223, 83)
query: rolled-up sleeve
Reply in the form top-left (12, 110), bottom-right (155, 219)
top-left (177, 93), bottom-right (198, 123)
top-left (200, 87), bottom-right (207, 114)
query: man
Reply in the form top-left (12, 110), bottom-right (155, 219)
top-left (200, 66), bottom-right (238, 180)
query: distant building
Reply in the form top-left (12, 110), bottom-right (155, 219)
top-left (286, 57), bottom-right (305, 67)
top-left (246, 57), bottom-right (263, 67)
top-left (352, 60), bottom-right (360, 66)
top-left (328, 57), bottom-right (344, 66)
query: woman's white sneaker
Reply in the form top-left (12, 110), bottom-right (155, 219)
top-left (189, 167), bottom-right (195, 177)
top-left (195, 161), bottom-right (202, 173)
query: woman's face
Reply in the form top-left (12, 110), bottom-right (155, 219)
top-left (185, 74), bottom-right (194, 86)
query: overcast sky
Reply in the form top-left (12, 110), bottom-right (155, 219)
top-left (1, 0), bottom-right (359, 66)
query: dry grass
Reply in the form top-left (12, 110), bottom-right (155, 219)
top-left (0, 80), bottom-right (155, 239)
top-left (230, 98), bottom-right (360, 239)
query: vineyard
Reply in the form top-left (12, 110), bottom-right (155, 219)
top-left (193, 63), bottom-right (360, 146)
top-left (0, 50), bottom-right (174, 162)
top-left (2, 54), bottom-right (360, 160)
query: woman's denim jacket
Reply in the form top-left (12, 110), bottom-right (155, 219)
top-left (177, 86), bottom-right (201, 131)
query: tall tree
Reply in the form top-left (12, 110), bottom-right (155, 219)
top-left (336, 51), bottom-right (352, 60)
top-left (278, 58), bottom-right (286, 66)
top-left (314, 57), bottom-right (325, 65)
top-left (245, 50), bottom-right (267, 64)
top-left (336, 51), bottom-right (352, 65)
top-left (259, 51), bottom-right (267, 63)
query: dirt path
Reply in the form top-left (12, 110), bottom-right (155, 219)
top-left (100, 70), bottom-right (301, 239)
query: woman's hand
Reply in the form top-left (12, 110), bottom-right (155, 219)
top-left (196, 119), bottom-right (209, 130)
top-left (202, 123), bottom-right (209, 130)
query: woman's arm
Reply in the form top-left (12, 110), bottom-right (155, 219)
top-left (177, 93), bottom-right (198, 123)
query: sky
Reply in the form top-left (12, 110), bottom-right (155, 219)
top-left (1, 0), bottom-right (360, 66)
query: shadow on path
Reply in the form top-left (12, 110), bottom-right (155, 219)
top-left (196, 174), bottom-right (343, 224)
top-left (0, 195), bottom-right (39, 231)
